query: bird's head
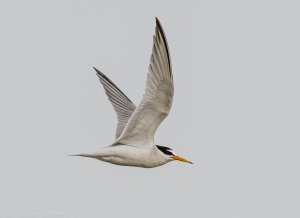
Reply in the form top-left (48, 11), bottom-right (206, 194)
top-left (156, 145), bottom-right (193, 164)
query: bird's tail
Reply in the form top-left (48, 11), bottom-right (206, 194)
top-left (68, 153), bottom-right (98, 158)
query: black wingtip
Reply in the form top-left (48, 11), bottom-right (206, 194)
top-left (93, 67), bottom-right (103, 78)
top-left (93, 67), bottom-right (108, 80)
top-left (155, 17), bottom-right (162, 29)
top-left (154, 17), bottom-right (172, 74)
top-left (93, 67), bottom-right (100, 73)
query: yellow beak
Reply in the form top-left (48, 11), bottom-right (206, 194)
top-left (172, 155), bottom-right (193, 164)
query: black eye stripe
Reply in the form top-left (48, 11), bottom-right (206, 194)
top-left (156, 145), bottom-right (173, 155)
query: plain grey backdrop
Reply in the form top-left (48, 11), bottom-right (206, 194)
top-left (1, 0), bottom-right (299, 217)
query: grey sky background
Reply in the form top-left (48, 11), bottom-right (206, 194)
top-left (1, 0), bottom-right (299, 217)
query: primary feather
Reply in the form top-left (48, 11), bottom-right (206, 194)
top-left (94, 68), bottom-right (136, 139)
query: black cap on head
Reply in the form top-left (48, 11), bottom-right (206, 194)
top-left (156, 145), bottom-right (174, 156)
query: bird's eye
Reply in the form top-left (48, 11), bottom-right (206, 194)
top-left (169, 150), bottom-right (176, 156)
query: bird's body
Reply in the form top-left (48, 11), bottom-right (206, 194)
top-left (78, 144), bottom-right (171, 168)
top-left (73, 18), bottom-right (192, 168)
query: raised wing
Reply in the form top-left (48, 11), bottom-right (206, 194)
top-left (118, 18), bottom-right (174, 146)
top-left (94, 67), bottom-right (136, 139)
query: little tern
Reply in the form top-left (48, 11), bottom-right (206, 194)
top-left (73, 18), bottom-right (192, 168)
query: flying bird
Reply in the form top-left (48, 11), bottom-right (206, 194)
top-left (73, 18), bottom-right (192, 168)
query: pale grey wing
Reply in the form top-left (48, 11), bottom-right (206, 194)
top-left (118, 18), bottom-right (173, 146)
top-left (93, 67), bottom-right (136, 139)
